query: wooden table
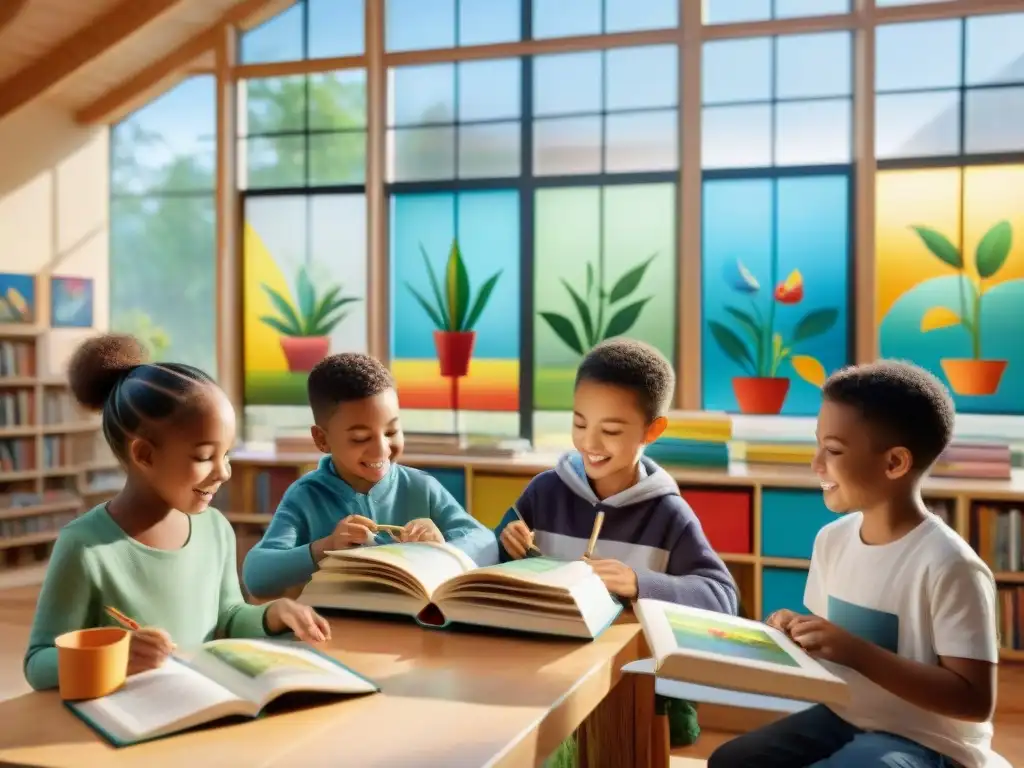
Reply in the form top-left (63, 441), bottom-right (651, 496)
top-left (0, 613), bottom-right (656, 768)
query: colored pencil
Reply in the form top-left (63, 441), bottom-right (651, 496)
top-left (512, 503), bottom-right (544, 557)
top-left (105, 605), bottom-right (140, 631)
top-left (585, 511), bottom-right (605, 559)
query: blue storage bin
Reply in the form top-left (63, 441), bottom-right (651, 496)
top-left (423, 468), bottom-right (466, 507)
top-left (761, 567), bottom-right (810, 619)
top-left (761, 489), bottom-right (835, 560)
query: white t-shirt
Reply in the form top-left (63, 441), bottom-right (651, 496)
top-left (804, 511), bottom-right (998, 768)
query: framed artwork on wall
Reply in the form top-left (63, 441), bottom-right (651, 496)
top-left (51, 276), bottom-right (94, 329)
top-left (0, 273), bottom-right (35, 324)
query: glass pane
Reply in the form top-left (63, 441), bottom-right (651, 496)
top-left (965, 13), bottom-right (1024, 86)
top-left (390, 191), bottom-right (520, 412)
top-left (775, 32), bottom-right (851, 99)
top-left (703, 38), bottom-right (772, 104)
top-left (243, 135), bottom-right (306, 189)
top-left (385, 0), bottom-right (455, 51)
top-left (389, 64), bottom-right (455, 126)
top-left (458, 59), bottom-right (521, 121)
top-left (308, 71), bottom-right (367, 130)
top-left (966, 87), bottom-right (1024, 153)
top-left (533, 52), bottom-right (602, 116)
top-left (605, 111), bottom-right (677, 172)
top-left (702, 175), bottom-right (850, 415)
top-left (111, 194), bottom-right (217, 374)
top-left (534, 185), bottom-right (675, 410)
top-left (775, 0), bottom-right (849, 17)
top-left (309, 131), bottom-right (366, 184)
top-left (876, 20), bottom-right (962, 92)
top-left (877, 0), bottom-right (952, 5)
top-left (875, 91), bottom-right (959, 159)
top-left (605, 46), bottom-right (677, 111)
top-left (605, 0), bottom-right (677, 32)
top-left (532, 117), bottom-right (601, 175)
top-left (703, 0), bottom-right (770, 24)
top-left (458, 122), bottom-right (520, 178)
top-left (387, 126), bottom-right (456, 181)
top-left (701, 105), bottom-right (772, 169)
top-left (775, 100), bottom-right (851, 166)
top-left (243, 194), bottom-right (368, 410)
top-left (244, 76), bottom-right (306, 134)
top-left (532, 0), bottom-right (600, 39)
top-left (111, 76), bottom-right (215, 195)
top-left (241, 3), bottom-right (304, 64)
top-left (460, 0), bottom-right (520, 45)
top-left (308, 0), bottom-right (364, 58)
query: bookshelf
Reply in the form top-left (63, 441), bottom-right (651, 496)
top-left (218, 448), bottom-right (1024, 662)
top-left (0, 325), bottom-right (103, 583)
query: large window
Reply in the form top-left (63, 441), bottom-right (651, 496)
top-left (241, 0), bottom-right (364, 64)
top-left (110, 77), bottom-right (217, 375)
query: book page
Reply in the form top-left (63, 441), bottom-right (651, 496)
top-left (439, 557), bottom-right (594, 595)
top-left (189, 639), bottom-right (377, 709)
top-left (322, 542), bottom-right (476, 597)
top-left (70, 658), bottom-right (244, 744)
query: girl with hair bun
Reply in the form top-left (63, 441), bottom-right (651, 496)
top-left (23, 333), bottom-right (331, 691)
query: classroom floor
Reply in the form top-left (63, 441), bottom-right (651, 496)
top-left (0, 584), bottom-right (1021, 766)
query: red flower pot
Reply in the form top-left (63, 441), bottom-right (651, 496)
top-left (434, 331), bottom-right (476, 377)
top-left (280, 336), bottom-right (330, 372)
top-left (732, 377), bottom-right (790, 415)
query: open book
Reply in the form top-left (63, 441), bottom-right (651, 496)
top-left (298, 541), bottom-right (622, 640)
top-left (67, 638), bottom-right (378, 747)
top-left (633, 599), bottom-right (848, 707)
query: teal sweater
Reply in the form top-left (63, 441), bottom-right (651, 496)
top-left (25, 505), bottom-right (269, 691)
top-left (242, 457), bottom-right (499, 597)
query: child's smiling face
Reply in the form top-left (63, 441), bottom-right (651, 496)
top-left (312, 388), bottom-right (404, 493)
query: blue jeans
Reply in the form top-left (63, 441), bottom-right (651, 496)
top-left (707, 705), bottom-right (959, 768)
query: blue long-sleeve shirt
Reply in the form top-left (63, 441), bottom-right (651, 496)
top-left (494, 452), bottom-right (738, 614)
top-left (243, 456), bottom-right (499, 597)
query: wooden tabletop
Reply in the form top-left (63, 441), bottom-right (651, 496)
top-left (0, 612), bottom-right (648, 768)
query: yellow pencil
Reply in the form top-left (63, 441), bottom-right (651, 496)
top-left (585, 511), bottom-right (605, 559)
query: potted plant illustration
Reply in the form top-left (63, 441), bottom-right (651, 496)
top-left (539, 254), bottom-right (658, 355)
top-left (708, 259), bottom-right (838, 414)
top-left (259, 266), bottom-right (362, 373)
top-left (405, 239), bottom-right (502, 412)
top-left (911, 220), bottom-right (1012, 396)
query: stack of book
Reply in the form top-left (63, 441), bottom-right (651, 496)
top-left (972, 504), bottom-right (1022, 572)
top-left (403, 432), bottom-right (531, 458)
top-left (643, 411), bottom-right (731, 468)
top-left (732, 439), bottom-right (816, 469)
top-left (932, 441), bottom-right (1012, 480)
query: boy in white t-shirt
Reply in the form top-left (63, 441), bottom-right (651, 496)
top-left (709, 360), bottom-right (998, 768)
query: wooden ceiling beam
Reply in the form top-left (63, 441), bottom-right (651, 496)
top-left (0, 0), bottom-right (29, 35)
top-left (74, 0), bottom-right (295, 125)
top-left (0, 0), bottom-right (186, 121)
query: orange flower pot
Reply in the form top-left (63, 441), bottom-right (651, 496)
top-left (280, 336), bottom-right (330, 372)
top-left (434, 330), bottom-right (476, 378)
top-left (940, 359), bottom-right (1008, 396)
top-left (732, 377), bottom-right (790, 415)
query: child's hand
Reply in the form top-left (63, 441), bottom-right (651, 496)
top-left (265, 598), bottom-right (332, 643)
top-left (765, 609), bottom-right (800, 635)
top-left (128, 627), bottom-right (176, 675)
top-left (788, 615), bottom-right (864, 668)
top-left (331, 515), bottom-right (378, 549)
top-left (400, 518), bottom-right (444, 544)
top-left (584, 557), bottom-right (639, 599)
top-left (500, 521), bottom-right (533, 559)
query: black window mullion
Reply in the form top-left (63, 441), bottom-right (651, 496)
top-left (518, 0), bottom-right (535, 443)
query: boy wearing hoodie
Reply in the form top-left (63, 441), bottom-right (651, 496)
top-left (243, 353), bottom-right (498, 599)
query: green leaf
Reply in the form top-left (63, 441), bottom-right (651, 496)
top-left (911, 225), bottom-right (962, 269)
top-left (540, 311), bottom-right (584, 355)
top-left (723, 306), bottom-right (761, 344)
top-left (260, 284), bottom-right (303, 333)
top-left (296, 267), bottom-right (317, 330)
top-left (791, 308), bottom-right (839, 342)
top-left (407, 285), bottom-right (446, 330)
top-left (603, 297), bottom-right (651, 339)
top-left (464, 270), bottom-right (502, 331)
top-left (310, 286), bottom-right (340, 325)
top-left (258, 315), bottom-right (300, 336)
top-left (708, 320), bottom-right (755, 374)
top-left (314, 296), bottom-right (360, 329)
top-left (309, 309), bottom-right (350, 337)
top-left (975, 220), bottom-right (1013, 279)
top-left (607, 253), bottom-right (656, 304)
top-left (586, 263), bottom-right (594, 297)
top-left (446, 240), bottom-right (471, 331)
top-left (418, 243), bottom-right (450, 330)
top-left (561, 279), bottom-right (595, 346)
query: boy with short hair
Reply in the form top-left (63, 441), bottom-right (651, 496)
top-left (243, 353), bottom-right (498, 598)
top-left (709, 360), bottom-right (998, 768)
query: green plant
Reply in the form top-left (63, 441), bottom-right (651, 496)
top-left (912, 220), bottom-right (1013, 359)
top-left (539, 254), bottom-right (657, 355)
top-left (406, 239), bottom-right (502, 332)
top-left (259, 265), bottom-right (361, 337)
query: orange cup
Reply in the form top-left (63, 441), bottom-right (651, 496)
top-left (55, 627), bottom-right (130, 701)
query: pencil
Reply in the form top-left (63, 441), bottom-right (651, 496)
top-left (585, 511), bottom-right (605, 559)
top-left (374, 524), bottom-right (405, 533)
top-left (105, 606), bottom-right (140, 631)
top-left (512, 503), bottom-right (543, 556)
